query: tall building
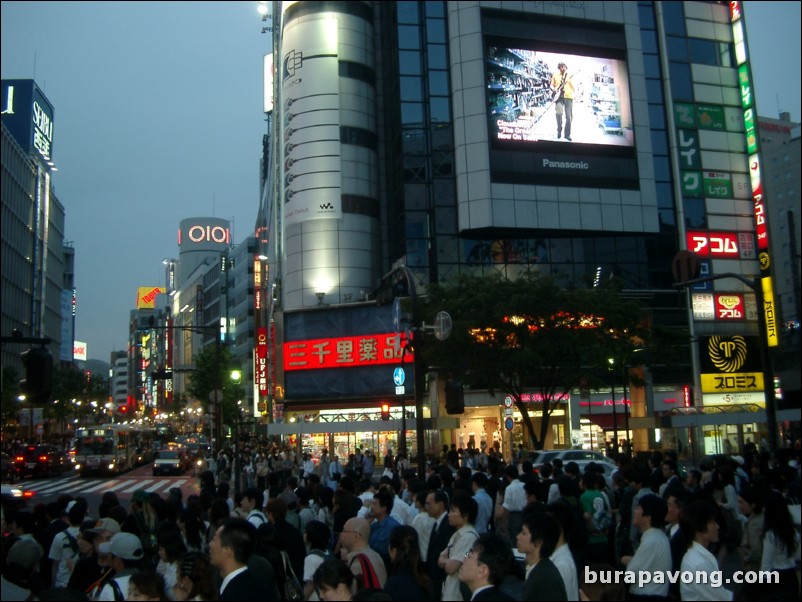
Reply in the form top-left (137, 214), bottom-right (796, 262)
top-left (1, 80), bottom-right (67, 374)
top-left (254, 1), bottom-right (796, 458)
top-left (758, 112), bottom-right (801, 408)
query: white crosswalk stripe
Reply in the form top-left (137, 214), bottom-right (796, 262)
top-left (20, 475), bottom-right (192, 497)
top-left (119, 479), bottom-right (154, 493)
top-left (79, 480), bottom-right (122, 493)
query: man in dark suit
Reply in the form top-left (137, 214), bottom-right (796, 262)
top-left (458, 533), bottom-right (515, 601)
top-left (210, 517), bottom-right (276, 601)
top-left (425, 489), bottom-right (455, 600)
top-left (516, 511), bottom-right (567, 601)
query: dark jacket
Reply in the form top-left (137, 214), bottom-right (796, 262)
top-left (523, 558), bottom-right (567, 601)
top-left (273, 519), bottom-right (306, 583)
top-left (425, 516), bottom-right (455, 600)
top-left (219, 567), bottom-right (269, 602)
top-left (385, 564), bottom-right (433, 601)
top-left (472, 585), bottom-right (516, 601)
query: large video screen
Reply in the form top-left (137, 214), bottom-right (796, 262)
top-left (487, 47), bottom-right (633, 148)
top-left (481, 10), bottom-right (639, 189)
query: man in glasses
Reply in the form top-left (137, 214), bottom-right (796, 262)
top-left (458, 533), bottom-right (516, 601)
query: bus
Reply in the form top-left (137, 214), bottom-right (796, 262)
top-left (72, 424), bottom-right (155, 476)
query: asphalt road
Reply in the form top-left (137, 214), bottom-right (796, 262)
top-left (7, 463), bottom-right (201, 513)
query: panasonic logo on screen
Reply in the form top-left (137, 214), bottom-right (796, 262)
top-left (543, 158), bottom-right (590, 170)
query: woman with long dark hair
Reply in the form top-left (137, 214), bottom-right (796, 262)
top-left (383, 525), bottom-right (433, 601)
top-left (761, 491), bottom-right (800, 598)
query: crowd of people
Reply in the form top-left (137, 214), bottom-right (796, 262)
top-left (1, 439), bottom-right (800, 601)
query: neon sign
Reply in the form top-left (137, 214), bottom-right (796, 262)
top-left (730, 0), bottom-right (778, 347)
top-left (284, 333), bottom-right (409, 371)
top-left (686, 231), bottom-right (740, 258)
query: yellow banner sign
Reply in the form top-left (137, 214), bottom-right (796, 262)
top-left (701, 372), bottom-right (764, 393)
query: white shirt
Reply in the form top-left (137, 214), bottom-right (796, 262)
top-left (550, 543), bottom-right (579, 601)
top-left (679, 541), bottom-right (733, 601)
top-left (246, 509), bottom-right (267, 528)
top-left (412, 509), bottom-right (435, 558)
top-left (99, 574), bottom-right (132, 601)
top-left (502, 479), bottom-right (526, 512)
top-left (49, 525), bottom-right (81, 587)
top-left (761, 530), bottom-right (801, 571)
top-left (390, 495), bottom-right (412, 526)
top-left (626, 527), bottom-right (671, 597)
top-left (441, 525), bottom-right (479, 601)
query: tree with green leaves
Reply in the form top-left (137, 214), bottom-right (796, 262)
top-left (186, 344), bottom-right (245, 425)
top-left (421, 274), bottom-right (652, 450)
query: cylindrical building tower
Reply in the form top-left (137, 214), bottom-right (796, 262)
top-left (279, 1), bottom-right (380, 308)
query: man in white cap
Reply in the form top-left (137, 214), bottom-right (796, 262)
top-left (97, 532), bottom-right (144, 601)
top-left (49, 499), bottom-right (86, 587)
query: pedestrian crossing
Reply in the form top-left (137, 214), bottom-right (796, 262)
top-left (21, 474), bottom-right (191, 498)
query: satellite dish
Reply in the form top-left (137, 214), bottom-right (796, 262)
top-left (434, 311), bottom-right (452, 341)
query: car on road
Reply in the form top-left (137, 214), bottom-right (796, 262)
top-left (1, 482), bottom-right (35, 510)
top-left (12, 445), bottom-right (68, 478)
top-left (530, 449), bottom-right (617, 486)
top-left (153, 449), bottom-right (187, 476)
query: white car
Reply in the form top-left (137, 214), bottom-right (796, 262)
top-left (530, 449), bottom-right (617, 487)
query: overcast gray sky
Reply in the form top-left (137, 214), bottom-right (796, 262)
top-left (1, 1), bottom-right (800, 363)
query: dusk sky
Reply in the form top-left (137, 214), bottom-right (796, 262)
top-left (1, 1), bottom-right (800, 363)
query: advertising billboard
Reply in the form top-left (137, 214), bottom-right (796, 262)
top-left (699, 335), bottom-right (764, 396)
top-left (283, 304), bottom-right (411, 401)
top-left (136, 286), bottom-right (163, 309)
top-left (482, 11), bottom-right (638, 188)
top-left (1, 79), bottom-right (55, 163)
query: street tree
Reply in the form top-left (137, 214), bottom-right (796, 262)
top-left (186, 344), bottom-right (245, 425)
top-left (421, 274), bottom-right (651, 450)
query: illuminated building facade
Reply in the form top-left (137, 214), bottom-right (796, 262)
top-left (255, 1), bottom-right (798, 458)
top-left (1, 80), bottom-right (68, 372)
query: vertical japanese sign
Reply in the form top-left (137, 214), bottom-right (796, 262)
top-left (730, 1), bottom-right (778, 347)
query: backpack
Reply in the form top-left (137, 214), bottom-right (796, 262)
top-left (62, 530), bottom-right (79, 556)
top-left (591, 493), bottom-right (613, 534)
top-left (351, 553), bottom-right (381, 590)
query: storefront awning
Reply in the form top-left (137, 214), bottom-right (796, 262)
top-left (265, 416), bottom-right (458, 436)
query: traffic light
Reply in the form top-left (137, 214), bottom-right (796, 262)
top-left (19, 345), bottom-right (53, 402)
top-left (445, 380), bottom-right (465, 415)
top-left (380, 402), bottom-right (391, 421)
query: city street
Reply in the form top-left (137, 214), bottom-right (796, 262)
top-left (9, 463), bottom-right (200, 511)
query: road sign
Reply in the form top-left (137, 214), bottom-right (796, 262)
top-left (395, 386), bottom-right (405, 395)
top-left (434, 311), bottom-right (452, 341)
top-left (503, 395), bottom-right (513, 408)
top-left (504, 417), bottom-right (514, 431)
top-left (209, 389), bottom-right (223, 403)
top-left (393, 367), bottom-right (406, 387)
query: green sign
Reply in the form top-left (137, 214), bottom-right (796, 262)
top-left (677, 129), bottom-right (701, 170)
top-left (703, 171), bottom-right (733, 198)
top-left (696, 105), bottom-right (726, 130)
top-left (681, 171), bottom-right (703, 197)
top-left (743, 107), bottom-right (758, 154)
top-left (674, 103), bottom-right (696, 128)
top-left (738, 64), bottom-right (753, 109)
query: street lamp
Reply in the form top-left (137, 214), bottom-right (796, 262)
top-left (608, 357), bottom-right (618, 457)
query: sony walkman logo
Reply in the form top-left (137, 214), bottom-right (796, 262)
top-left (319, 203), bottom-right (334, 211)
top-left (707, 335), bottom-right (747, 372)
